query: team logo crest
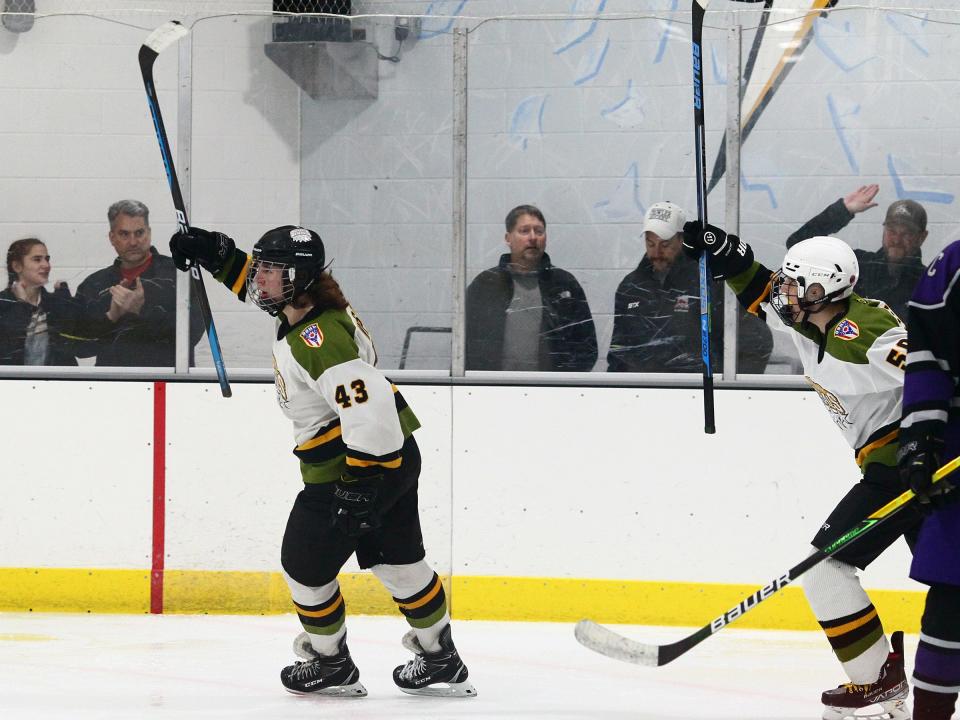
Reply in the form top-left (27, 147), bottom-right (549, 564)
top-left (300, 323), bottom-right (324, 348)
top-left (806, 377), bottom-right (851, 430)
top-left (833, 319), bottom-right (860, 341)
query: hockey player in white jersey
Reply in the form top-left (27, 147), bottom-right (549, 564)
top-left (169, 225), bottom-right (476, 700)
top-left (685, 223), bottom-right (920, 720)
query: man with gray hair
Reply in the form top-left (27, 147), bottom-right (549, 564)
top-left (786, 184), bottom-right (928, 323)
top-left (74, 199), bottom-right (203, 366)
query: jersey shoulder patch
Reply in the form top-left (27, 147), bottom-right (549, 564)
top-left (833, 318), bottom-right (860, 341)
top-left (286, 309), bottom-right (360, 380)
top-left (299, 323), bottom-right (324, 349)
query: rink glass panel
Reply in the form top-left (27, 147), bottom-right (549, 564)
top-left (736, 6), bottom-right (960, 374)
top-left (464, 13), bottom-right (729, 376)
top-left (0, 13), bottom-right (191, 373)
top-left (2, 5), bottom-right (960, 382)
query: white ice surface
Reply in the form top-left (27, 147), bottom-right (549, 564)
top-left (0, 613), bottom-right (936, 720)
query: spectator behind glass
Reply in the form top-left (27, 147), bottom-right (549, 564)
top-left (0, 238), bottom-right (82, 366)
top-left (786, 184), bottom-right (927, 323)
top-left (73, 199), bottom-right (204, 367)
top-left (607, 201), bottom-right (772, 373)
top-left (465, 204), bottom-right (598, 371)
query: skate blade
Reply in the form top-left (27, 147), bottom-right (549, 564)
top-left (822, 700), bottom-right (908, 720)
top-left (399, 680), bottom-right (477, 698)
top-left (286, 681), bottom-right (368, 698)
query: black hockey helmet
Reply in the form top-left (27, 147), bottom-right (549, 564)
top-left (246, 225), bottom-right (326, 316)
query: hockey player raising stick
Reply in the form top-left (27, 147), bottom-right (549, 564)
top-left (168, 225), bottom-right (476, 699)
top-left (683, 223), bottom-right (919, 720)
top-left (897, 239), bottom-right (960, 720)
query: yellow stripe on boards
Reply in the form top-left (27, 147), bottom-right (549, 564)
top-left (0, 569), bottom-right (926, 632)
top-left (0, 568), bottom-right (150, 613)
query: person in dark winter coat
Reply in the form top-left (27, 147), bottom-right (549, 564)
top-left (73, 199), bottom-right (204, 367)
top-left (607, 201), bottom-right (772, 374)
top-left (466, 205), bottom-right (597, 372)
top-left (786, 184), bottom-right (928, 323)
top-left (0, 238), bottom-right (82, 366)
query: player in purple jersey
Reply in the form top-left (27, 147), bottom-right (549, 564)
top-left (898, 238), bottom-right (960, 720)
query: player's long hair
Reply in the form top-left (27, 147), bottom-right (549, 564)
top-left (292, 271), bottom-right (348, 312)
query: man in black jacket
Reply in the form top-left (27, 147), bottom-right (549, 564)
top-left (607, 201), bottom-right (772, 374)
top-left (74, 199), bottom-right (204, 367)
top-left (786, 184), bottom-right (927, 323)
top-left (465, 205), bottom-right (597, 372)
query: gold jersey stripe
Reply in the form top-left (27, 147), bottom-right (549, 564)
top-left (294, 594), bottom-right (344, 618)
top-left (856, 429), bottom-right (898, 467)
top-left (398, 576), bottom-right (442, 611)
top-left (823, 607), bottom-right (878, 638)
top-left (231, 254), bottom-right (252, 295)
top-left (346, 456), bottom-right (402, 469)
top-left (296, 424), bottom-right (343, 451)
top-left (748, 277), bottom-right (773, 317)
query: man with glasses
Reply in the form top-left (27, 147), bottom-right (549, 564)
top-left (787, 185), bottom-right (928, 323)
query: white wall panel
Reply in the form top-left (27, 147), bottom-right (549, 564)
top-left (163, 383), bottom-right (454, 575)
top-left (0, 381), bottom-right (153, 568)
top-left (451, 386), bottom-right (924, 592)
top-left (0, 380), bottom-right (924, 593)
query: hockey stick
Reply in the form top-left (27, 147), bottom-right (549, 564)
top-left (575, 454), bottom-right (960, 667)
top-left (139, 21), bottom-right (232, 398)
top-left (692, 0), bottom-right (715, 434)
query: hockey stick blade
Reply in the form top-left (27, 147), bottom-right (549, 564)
top-left (139, 20), bottom-right (232, 398)
top-left (575, 620), bottom-right (660, 667)
top-left (143, 20), bottom-right (188, 56)
top-left (576, 455), bottom-right (960, 667)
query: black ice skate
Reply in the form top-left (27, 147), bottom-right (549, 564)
top-left (280, 632), bottom-right (367, 697)
top-left (820, 630), bottom-right (909, 720)
top-left (392, 624), bottom-right (477, 697)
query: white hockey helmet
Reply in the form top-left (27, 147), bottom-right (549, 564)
top-left (770, 236), bottom-right (859, 326)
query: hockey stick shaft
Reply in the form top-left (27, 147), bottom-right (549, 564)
top-left (576, 454), bottom-right (960, 667)
top-left (139, 21), bottom-right (232, 398)
top-left (692, 0), bottom-right (715, 434)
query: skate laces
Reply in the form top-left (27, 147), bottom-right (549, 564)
top-left (291, 659), bottom-right (320, 680)
top-left (840, 682), bottom-right (872, 693)
top-left (398, 655), bottom-right (427, 681)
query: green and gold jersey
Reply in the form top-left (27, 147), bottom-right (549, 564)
top-left (729, 261), bottom-right (906, 467)
top-left (215, 251), bottom-right (420, 483)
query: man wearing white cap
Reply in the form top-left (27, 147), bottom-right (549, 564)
top-left (607, 201), bottom-right (772, 373)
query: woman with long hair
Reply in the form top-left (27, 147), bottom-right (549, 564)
top-left (168, 224), bottom-right (475, 700)
top-left (0, 238), bottom-right (80, 365)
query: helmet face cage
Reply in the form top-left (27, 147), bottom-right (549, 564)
top-left (770, 271), bottom-right (828, 327)
top-left (245, 226), bottom-right (325, 316)
top-left (246, 259), bottom-right (296, 316)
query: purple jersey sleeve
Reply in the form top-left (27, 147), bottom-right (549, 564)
top-left (902, 240), bottom-right (960, 448)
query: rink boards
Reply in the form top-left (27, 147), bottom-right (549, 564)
top-left (0, 380), bottom-right (926, 630)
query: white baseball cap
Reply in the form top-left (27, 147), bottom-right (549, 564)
top-left (643, 201), bottom-right (686, 241)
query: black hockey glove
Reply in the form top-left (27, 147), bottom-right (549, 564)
top-left (330, 475), bottom-right (383, 538)
top-left (169, 226), bottom-right (235, 274)
top-left (682, 221), bottom-right (754, 280)
top-left (897, 436), bottom-right (954, 512)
